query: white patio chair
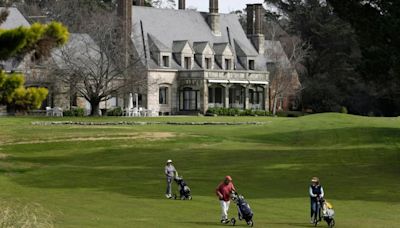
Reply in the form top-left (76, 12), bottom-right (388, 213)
top-left (45, 107), bottom-right (53, 116)
top-left (132, 108), bottom-right (139, 117)
top-left (138, 107), bottom-right (144, 117)
top-left (53, 107), bottom-right (63, 117)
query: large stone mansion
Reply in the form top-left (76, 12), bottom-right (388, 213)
top-left (1, 0), bottom-right (298, 115)
top-left (128, 0), bottom-right (270, 115)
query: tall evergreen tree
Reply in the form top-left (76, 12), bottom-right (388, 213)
top-left (0, 8), bottom-right (69, 112)
top-left (328, 0), bottom-right (400, 116)
top-left (265, 0), bottom-right (362, 113)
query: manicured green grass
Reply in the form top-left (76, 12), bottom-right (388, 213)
top-left (0, 113), bottom-right (399, 227)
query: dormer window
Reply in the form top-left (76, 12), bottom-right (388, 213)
top-left (193, 42), bottom-right (215, 70)
top-left (173, 40), bottom-right (194, 70)
top-left (249, 60), bottom-right (255, 70)
top-left (205, 57), bottom-right (212, 69)
top-left (184, 57), bottom-right (191, 69)
top-left (213, 43), bottom-right (234, 71)
top-left (162, 55), bottom-right (170, 67)
top-left (225, 58), bottom-right (232, 70)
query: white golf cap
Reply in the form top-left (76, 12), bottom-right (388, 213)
top-left (167, 159), bottom-right (172, 163)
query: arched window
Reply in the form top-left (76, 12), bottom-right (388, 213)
top-left (159, 86), bottom-right (169, 104)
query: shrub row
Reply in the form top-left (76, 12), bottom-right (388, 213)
top-left (63, 108), bottom-right (85, 117)
top-left (276, 111), bottom-right (305, 118)
top-left (206, 107), bottom-right (271, 116)
top-left (106, 107), bottom-right (123, 116)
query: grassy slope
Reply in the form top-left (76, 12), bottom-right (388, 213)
top-left (0, 113), bottom-right (399, 227)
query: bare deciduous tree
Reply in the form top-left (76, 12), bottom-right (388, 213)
top-left (52, 12), bottom-right (145, 116)
top-left (150, 0), bottom-right (176, 9)
top-left (267, 36), bottom-right (310, 115)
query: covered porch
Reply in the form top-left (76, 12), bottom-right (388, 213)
top-left (207, 79), bottom-right (269, 111)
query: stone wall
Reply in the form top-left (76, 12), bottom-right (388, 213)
top-left (147, 70), bottom-right (179, 115)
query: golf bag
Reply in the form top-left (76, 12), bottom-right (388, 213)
top-left (231, 192), bottom-right (254, 227)
top-left (322, 200), bottom-right (335, 227)
top-left (174, 176), bottom-right (192, 200)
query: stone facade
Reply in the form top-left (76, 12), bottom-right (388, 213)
top-left (126, 0), bottom-right (273, 116)
top-left (2, 3), bottom-right (298, 116)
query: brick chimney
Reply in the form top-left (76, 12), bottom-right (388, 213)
top-left (208, 0), bottom-right (221, 36)
top-left (134, 0), bottom-right (144, 5)
top-left (246, 4), bottom-right (254, 35)
top-left (254, 4), bottom-right (263, 35)
top-left (179, 0), bottom-right (186, 10)
top-left (247, 4), bottom-right (265, 54)
top-left (118, 0), bottom-right (132, 37)
top-left (117, 0), bottom-right (133, 66)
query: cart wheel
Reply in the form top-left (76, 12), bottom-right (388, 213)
top-left (188, 196), bottom-right (192, 200)
top-left (248, 220), bottom-right (253, 227)
top-left (230, 218), bottom-right (236, 226)
top-left (329, 219), bottom-right (335, 227)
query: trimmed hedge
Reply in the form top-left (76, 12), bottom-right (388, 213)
top-left (276, 111), bottom-right (305, 117)
top-left (63, 108), bottom-right (85, 117)
top-left (107, 107), bottom-right (123, 116)
top-left (206, 107), bottom-right (270, 116)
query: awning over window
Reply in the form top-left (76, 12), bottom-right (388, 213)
top-left (208, 79), bottom-right (269, 85)
top-left (208, 79), bottom-right (229, 83)
top-left (229, 80), bottom-right (249, 84)
top-left (249, 81), bottom-right (269, 85)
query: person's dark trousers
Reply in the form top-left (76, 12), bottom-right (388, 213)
top-left (310, 198), bottom-right (321, 221)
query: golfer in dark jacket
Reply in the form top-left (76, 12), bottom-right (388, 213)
top-left (309, 177), bottom-right (325, 223)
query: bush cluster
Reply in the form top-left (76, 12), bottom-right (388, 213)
top-left (206, 107), bottom-right (270, 116)
top-left (276, 111), bottom-right (305, 117)
top-left (63, 108), bottom-right (84, 117)
top-left (340, 106), bottom-right (348, 114)
top-left (106, 107), bottom-right (123, 116)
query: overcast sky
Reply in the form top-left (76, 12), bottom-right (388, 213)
top-left (183, 0), bottom-right (265, 13)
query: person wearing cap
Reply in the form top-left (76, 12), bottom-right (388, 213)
top-left (216, 176), bottom-right (236, 224)
top-left (309, 177), bottom-right (325, 223)
top-left (165, 159), bottom-right (178, 199)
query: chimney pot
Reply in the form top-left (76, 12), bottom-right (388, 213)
top-left (134, 0), bottom-right (144, 6)
top-left (209, 0), bottom-right (219, 14)
top-left (179, 0), bottom-right (186, 10)
top-left (208, 0), bottom-right (220, 35)
top-left (247, 4), bottom-right (265, 54)
top-left (117, 0), bottom-right (133, 65)
top-left (246, 4), bottom-right (254, 36)
top-left (254, 4), bottom-right (264, 35)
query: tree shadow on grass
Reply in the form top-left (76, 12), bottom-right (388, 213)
top-left (177, 221), bottom-right (221, 227)
top-left (2, 127), bottom-right (400, 202)
top-left (236, 127), bottom-right (400, 147)
top-left (267, 222), bottom-right (312, 227)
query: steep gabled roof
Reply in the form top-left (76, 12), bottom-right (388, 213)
top-left (213, 43), bottom-right (233, 56)
top-left (0, 8), bottom-right (30, 72)
top-left (147, 33), bottom-right (170, 52)
top-left (0, 7), bottom-right (30, 29)
top-left (131, 6), bottom-right (268, 71)
top-left (265, 40), bottom-right (290, 65)
top-left (234, 39), bottom-right (258, 57)
top-left (193, 42), bottom-right (209, 54)
top-left (172, 40), bottom-right (193, 53)
top-left (52, 34), bottom-right (101, 69)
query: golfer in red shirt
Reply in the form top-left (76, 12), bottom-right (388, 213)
top-left (216, 176), bottom-right (236, 224)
